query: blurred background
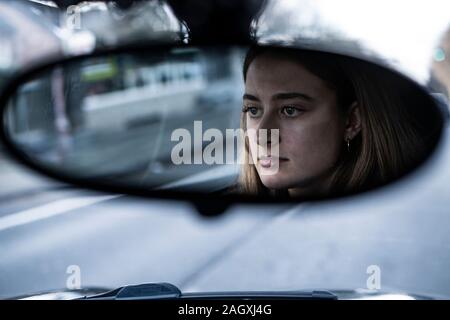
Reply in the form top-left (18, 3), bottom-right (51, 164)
top-left (5, 47), bottom-right (245, 190)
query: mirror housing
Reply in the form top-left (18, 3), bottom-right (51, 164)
top-left (0, 40), bottom-right (446, 216)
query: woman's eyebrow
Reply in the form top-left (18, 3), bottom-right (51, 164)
top-left (243, 92), bottom-right (314, 102)
top-left (243, 93), bottom-right (259, 101)
top-left (273, 92), bottom-right (314, 102)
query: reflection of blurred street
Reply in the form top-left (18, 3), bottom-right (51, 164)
top-left (7, 47), bottom-right (244, 189)
top-left (61, 105), bottom-right (240, 185)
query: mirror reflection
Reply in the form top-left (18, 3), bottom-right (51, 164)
top-left (3, 46), bottom-right (444, 198)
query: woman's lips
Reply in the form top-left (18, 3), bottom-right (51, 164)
top-left (258, 156), bottom-right (288, 168)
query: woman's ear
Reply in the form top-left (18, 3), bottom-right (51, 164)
top-left (344, 102), bottom-right (362, 140)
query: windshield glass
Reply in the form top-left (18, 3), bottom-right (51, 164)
top-left (1, 0), bottom-right (450, 300)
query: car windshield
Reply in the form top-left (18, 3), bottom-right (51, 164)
top-left (1, 0), bottom-right (450, 300)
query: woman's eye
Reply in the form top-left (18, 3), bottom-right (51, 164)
top-left (246, 106), bottom-right (263, 118)
top-left (281, 106), bottom-right (302, 117)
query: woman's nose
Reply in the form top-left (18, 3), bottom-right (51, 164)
top-left (256, 114), bottom-right (280, 146)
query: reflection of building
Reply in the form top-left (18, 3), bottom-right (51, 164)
top-left (82, 54), bottom-right (208, 131)
top-left (80, 48), bottom-right (244, 131)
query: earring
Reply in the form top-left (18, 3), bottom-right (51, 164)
top-left (347, 138), bottom-right (351, 152)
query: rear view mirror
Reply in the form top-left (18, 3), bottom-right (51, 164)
top-left (0, 44), bottom-right (445, 206)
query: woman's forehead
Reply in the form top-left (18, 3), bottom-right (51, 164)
top-left (245, 54), bottom-right (332, 100)
top-left (248, 52), bottom-right (309, 76)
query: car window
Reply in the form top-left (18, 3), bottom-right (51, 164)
top-left (2, 0), bottom-right (450, 301)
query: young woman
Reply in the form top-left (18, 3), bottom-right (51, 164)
top-left (238, 46), bottom-right (443, 198)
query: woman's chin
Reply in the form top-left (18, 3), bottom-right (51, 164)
top-left (260, 176), bottom-right (290, 190)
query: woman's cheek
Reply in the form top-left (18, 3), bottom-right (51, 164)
top-left (283, 119), bottom-right (342, 172)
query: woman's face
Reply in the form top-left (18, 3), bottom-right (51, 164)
top-left (244, 53), bottom-right (347, 195)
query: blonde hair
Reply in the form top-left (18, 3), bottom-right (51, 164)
top-left (238, 46), bottom-right (442, 197)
